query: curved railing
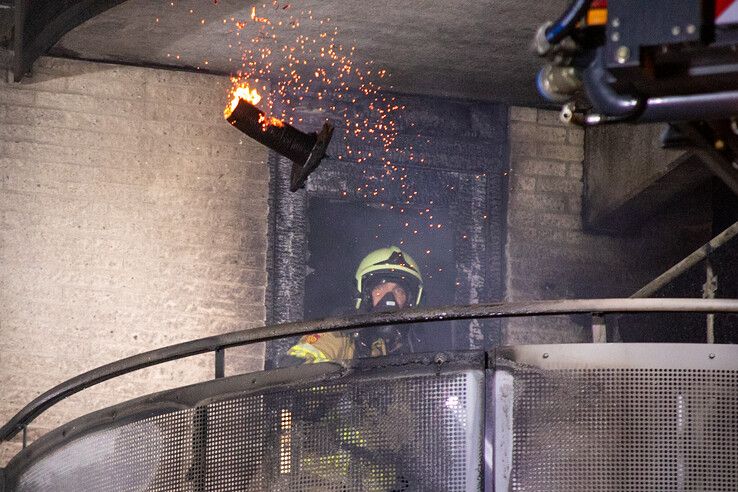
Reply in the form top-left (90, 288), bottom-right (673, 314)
top-left (2, 297), bottom-right (738, 442)
top-left (5, 343), bottom-right (738, 491)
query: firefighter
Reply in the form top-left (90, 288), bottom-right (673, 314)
top-left (283, 246), bottom-right (424, 365)
top-left (275, 246), bottom-right (422, 490)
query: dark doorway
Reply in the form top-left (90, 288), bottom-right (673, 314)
top-left (265, 94), bottom-right (508, 368)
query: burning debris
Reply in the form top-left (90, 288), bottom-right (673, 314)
top-left (221, 3), bottom-right (418, 201)
top-left (225, 83), bottom-right (334, 192)
top-left (160, 1), bottom-right (449, 243)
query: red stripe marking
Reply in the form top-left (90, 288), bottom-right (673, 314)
top-left (716, 0), bottom-right (734, 18)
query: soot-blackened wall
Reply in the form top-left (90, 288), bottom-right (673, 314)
top-left (266, 93), bottom-right (510, 366)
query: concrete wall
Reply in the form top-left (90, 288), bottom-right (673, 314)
top-left (0, 57), bottom-right (269, 464)
top-left (504, 107), bottom-right (711, 344)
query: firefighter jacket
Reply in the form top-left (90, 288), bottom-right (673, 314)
top-left (287, 331), bottom-right (387, 363)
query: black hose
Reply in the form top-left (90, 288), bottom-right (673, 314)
top-left (545, 0), bottom-right (593, 45)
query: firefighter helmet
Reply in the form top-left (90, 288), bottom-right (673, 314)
top-left (355, 246), bottom-right (423, 309)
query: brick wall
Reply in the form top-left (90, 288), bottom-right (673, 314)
top-left (0, 57), bottom-right (269, 464)
top-left (504, 107), bottom-right (711, 344)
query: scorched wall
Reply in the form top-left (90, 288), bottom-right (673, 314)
top-left (504, 107), bottom-right (711, 343)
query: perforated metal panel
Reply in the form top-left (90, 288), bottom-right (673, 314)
top-left (494, 344), bottom-right (738, 492)
top-left (14, 410), bottom-right (197, 491)
top-left (7, 355), bottom-right (484, 491)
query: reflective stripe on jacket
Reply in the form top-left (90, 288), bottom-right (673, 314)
top-left (287, 331), bottom-right (355, 362)
top-left (287, 343), bottom-right (331, 363)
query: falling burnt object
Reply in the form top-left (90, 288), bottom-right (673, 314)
top-left (226, 99), bottom-right (334, 192)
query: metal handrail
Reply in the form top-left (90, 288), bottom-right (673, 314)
top-left (2, 297), bottom-right (738, 442)
top-left (632, 220), bottom-right (738, 298)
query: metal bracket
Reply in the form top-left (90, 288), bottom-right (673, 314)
top-left (703, 260), bottom-right (718, 344)
top-left (289, 120), bottom-right (334, 192)
top-left (591, 314), bottom-right (607, 343)
top-left (214, 348), bottom-right (225, 379)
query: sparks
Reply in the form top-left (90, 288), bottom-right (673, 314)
top-left (170, 1), bottom-right (446, 238)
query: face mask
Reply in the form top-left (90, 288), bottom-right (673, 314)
top-left (356, 292), bottom-right (409, 357)
top-left (373, 291), bottom-right (400, 312)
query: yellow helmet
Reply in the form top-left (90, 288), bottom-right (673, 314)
top-left (355, 246), bottom-right (424, 309)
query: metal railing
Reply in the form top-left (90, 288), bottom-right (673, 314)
top-left (2, 297), bottom-right (738, 444)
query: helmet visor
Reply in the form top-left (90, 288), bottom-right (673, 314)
top-left (361, 271), bottom-right (421, 307)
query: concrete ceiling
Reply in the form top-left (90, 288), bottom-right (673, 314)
top-left (53, 0), bottom-right (568, 105)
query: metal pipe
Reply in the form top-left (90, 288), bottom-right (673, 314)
top-left (225, 98), bottom-right (334, 191)
top-left (583, 50), bottom-right (643, 119)
top-left (226, 99), bottom-right (317, 165)
top-left (639, 90), bottom-right (738, 123)
top-left (578, 81), bottom-right (738, 126)
top-left (3, 298), bottom-right (738, 442)
top-left (632, 221), bottom-right (738, 298)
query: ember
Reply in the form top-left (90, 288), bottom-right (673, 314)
top-left (259, 115), bottom-right (285, 128)
top-left (223, 3), bottom-right (418, 202)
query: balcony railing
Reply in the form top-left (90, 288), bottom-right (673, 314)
top-left (2, 298), bottom-right (738, 490)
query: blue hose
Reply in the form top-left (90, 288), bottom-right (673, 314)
top-left (545, 0), bottom-right (593, 45)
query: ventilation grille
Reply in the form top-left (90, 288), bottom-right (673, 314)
top-left (14, 370), bottom-right (482, 491)
top-left (510, 367), bottom-right (738, 492)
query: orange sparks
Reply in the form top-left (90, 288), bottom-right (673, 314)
top-left (259, 114), bottom-right (285, 128)
top-left (212, 1), bottom-right (435, 228)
